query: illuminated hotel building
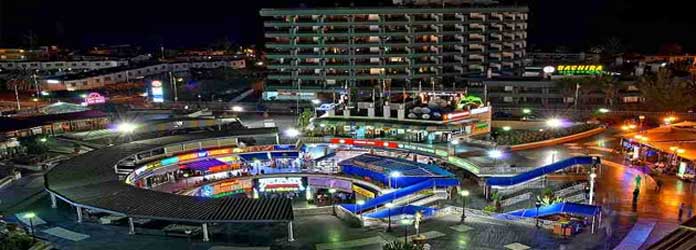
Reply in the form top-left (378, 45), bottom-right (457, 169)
top-left (260, 5), bottom-right (528, 90)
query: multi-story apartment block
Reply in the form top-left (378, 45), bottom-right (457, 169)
top-left (261, 5), bottom-right (528, 90)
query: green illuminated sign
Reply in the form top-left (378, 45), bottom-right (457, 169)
top-left (556, 65), bottom-right (604, 75)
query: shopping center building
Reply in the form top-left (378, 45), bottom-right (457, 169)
top-left (308, 94), bottom-right (492, 144)
top-left (261, 4), bottom-right (528, 93)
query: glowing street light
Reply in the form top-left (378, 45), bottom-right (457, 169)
top-left (487, 149), bottom-right (503, 159)
top-left (231, 106), bottom-right (244, 112)
top-left (329, 188), bottom-right (337, 215)
top-left (285, 128), bottom-right (301, 138)
top-left (522, 108), bottom-right (532, 114)
top-left (23, 212), bottom-right (36, 243)
top-left (385, 202), bottom-right (395, 232)
top-left (459, 190), bottom-right (470, 223)
top-left (546, 118), bottom-right (563, 128)
top-left (116, 122), bottom-right (137, 134)
top-left (39, 137), bottom-right (47, 143)
top-left (356, 200), bottom-right (365, 220)
top-left (598, 108), bottom-right (610, 113)
top-left (311, 99), bottom-right (321, 105)
top-left (502, 126), bottom-right (512, 131)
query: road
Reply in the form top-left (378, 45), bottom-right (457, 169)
top-left (513, 129), bottom-right (689, 248)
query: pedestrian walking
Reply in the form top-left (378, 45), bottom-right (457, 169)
top-left (679, 203), bottom-right (685, 222)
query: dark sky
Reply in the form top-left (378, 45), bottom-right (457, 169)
top-left (1, 0), bottom-right (694, 53)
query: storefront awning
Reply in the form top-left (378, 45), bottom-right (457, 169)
top-left (182, 158), bottom-right (228, 172)
top-left (270, 151), bottom-right (299, 158)
top-left (239, 152), bottom-right (270, 161)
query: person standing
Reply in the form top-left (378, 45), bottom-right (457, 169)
top-left (679, 203), bottom-right (685, 222)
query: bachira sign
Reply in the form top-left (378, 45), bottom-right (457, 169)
top-left (555, 65), bottom-right (604, 75)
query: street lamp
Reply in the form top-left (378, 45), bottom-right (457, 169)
top-left (183, 173), bottom-right (190, 188)
top-left (546, 118), bottom-right (563, 128)
top-left (460, 190), bottom-right (470, 223)
top-left (488, 149), bottom-right (503, 166)
top-left (535, 201), bottom-right (541, 228)
top-left (598, 108), bottom-right (610, 114)
top-left (311, 99), bottom-right (321, 117)
top-left (502, 126), bottom-right (512, 131)
top-left (39, 137), bottom-right (47, 143)
top-left (116, 122), bottom-right (137, 134)
top-left (522, 108), bottom-right (532, 114)
top-left (389, 171), bottom-right (402, 189)
top-left (285, 128), bottom-right (301, 138)
top-left (385, 202), bottom-right (394, 232)
top-left (400, 217), bottom-right (413, 242)
top-left (184, 229), bottom-right (193, 250)
top-left (356, 200), bottom-right (365, 221)
top-left (23, 212), bottom-right (36, 243)
top-left (329, 188), bottom-right (337, 215)
top-left (231, 106), bottom-right (244, 112)
top-left (589, 172), bottom-right (597, 205)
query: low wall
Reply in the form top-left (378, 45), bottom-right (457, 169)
top-left (0, 176), bottom-right (14, 190)
top-left (509, 127), bottom-right (606, 151)
top-left (492, 120), bottom-right (547, 130)
top-left (293, 206), bottom-right (333, 217)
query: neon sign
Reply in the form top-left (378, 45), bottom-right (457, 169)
top-left (329, 138), bottom-right (398, 148)
top-left (555, 65), bottom-right (604, 75)
top-left (258, 177), bottom-right (304, 192)
top-left (151, 80), bottom-right (164, 103)
top-left (84, 92), bottom-right (106, 105)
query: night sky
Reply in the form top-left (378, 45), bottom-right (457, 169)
top-left (0, 0), bottom-right (694, 53)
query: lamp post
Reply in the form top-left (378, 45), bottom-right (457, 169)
top-left (312, 99), bottom-right (321, 117)
top-left (589, 172), bottom-right (597, 205)
top-left (356, 200), bottom-right (365, 221)
top-left (24, 212), bottom-right (36, 243)
top-left (535, 201), bottom-right (541, 228)
top-left (329, 188), bottom-right (337, 215)
top-left (400, 217), bottom-right (413, 242)
top-left (460, 190), bottom-right (469, 223)
top-left (184, 229), bottom-right (192, 250)
top-left (183, 173), bottom-right (190, 188)
top-left (385, 202), bottom-right (394, 232)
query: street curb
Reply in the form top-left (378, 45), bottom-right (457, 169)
top-left (509, 127), bottom-right (606, 151)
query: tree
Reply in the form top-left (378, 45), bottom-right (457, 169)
top-left (595, 76), bottom-right (620, 107)
top-left (555, 78), bottom-right (599, 107)
top-left (297, 109), bottom-right (314, 130)
top-left (18, 136), bottom-right (49, 155)
top-left (637, 69), bottom-right (696, 112)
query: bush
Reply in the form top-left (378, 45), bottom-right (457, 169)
top-left (383, 241), bottom-right (423, 250)
top-left (0, 233), bottom-right (33, 250)
top-left (483, 205), bottom-right (497, 213)
top-left (493, 124), bottom-right (598, 145)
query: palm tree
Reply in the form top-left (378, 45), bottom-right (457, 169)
top-left (595, 76), bottom-right (620, 107)
top-left (637, 69), bottom-right (696, 112)
top-left (555, 77), bottom-right (599, 107)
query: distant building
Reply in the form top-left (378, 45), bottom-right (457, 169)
top-left (0, 60), bottom-right (128, 72)
top-left (261, 4), bottom-right (528, 91)
top-left (42, 60), bottom-right (247, 91)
